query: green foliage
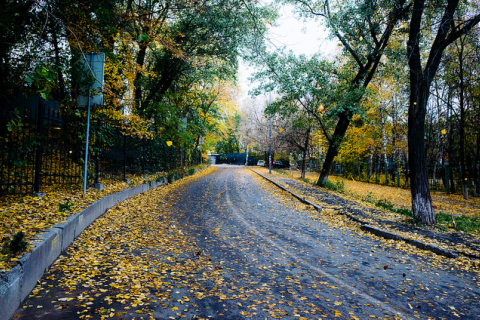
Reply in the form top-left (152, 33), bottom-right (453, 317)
top-left (324, 179), bottom-right (345, 193)
top-left (167, 172), bottom-right (175, 183)
top-left (59, 202), bottom-right (74, 212)
top-left (1, 232), bottom-right (28, 255)
top-left (188, 168), bottom-right (195, 176)
top-left (437, 214), bottom-right (480, 234)
top-left (274, 169), bottom-right (288, 175)
top-left (361, 193), bottom-right (413, 217)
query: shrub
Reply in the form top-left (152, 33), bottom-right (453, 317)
top-left (1, 231), bottom-right (28, 255)
top-left (167, 172), bottom-right (175, 183)
top-left (325, 179), bottom-right (345, 193)
top-left (59, 202), bottom-right (74, 212)
top-left (188, 167), bottom-right (195, 175)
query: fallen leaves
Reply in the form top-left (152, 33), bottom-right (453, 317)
top-left (19, 166), bottom-right (217, 319)
top-left (0, 172), bottom-right (170, 272)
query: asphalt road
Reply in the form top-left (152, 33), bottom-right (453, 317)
top-left (13, 165), bottom-right (480, 319)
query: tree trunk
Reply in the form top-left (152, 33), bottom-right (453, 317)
top-left (457, 37), bottom-right (468, 199)
top-left (134, 40), bottom-right (149, 106)
top-left (300, 127), bottom-right (311, 180)
top-left (317, 113), bottom-right (350, 186)
top-left (380, 106), bottom-right (389, 184)
top-left (408, 92), bottom-right (435, 225)
top-left (404, 151), bottom-right (409, 189)
top-left (407, 0), bottom-right (436, 225)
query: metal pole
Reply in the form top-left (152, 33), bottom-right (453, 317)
top-left (245, 143), bottom-right (248, 166)
top-left (269, 120), bottom-right (272, 173)
top-left (94, 118), bottom-right (100, 184)
top-left (34, 99), bottom-right (45, 194)
top-left (123, 133), bottom-right (127, 180)
top-left (83, 53), bottom-right (93, 194)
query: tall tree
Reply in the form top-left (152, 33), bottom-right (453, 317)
top-left (406, 0), bottom-right (480, 225)
top-left (278, 0), bottom-right (412, 186)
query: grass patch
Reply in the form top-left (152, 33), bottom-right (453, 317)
top-left (362, 192), bottom-right (413, 217)
top-left (324, 179), bottom-right (345, 193)
top-left (437, 214), bottom-right (480, 234)
top-left (274, 169), bottom-right (288, 175)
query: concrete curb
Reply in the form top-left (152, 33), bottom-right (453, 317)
top-left (250, 169), bottom-right (461, 260)
top-left (251, 170), bottom-right (322, 212)
top-left (0, 177), bottom-right (172, 320)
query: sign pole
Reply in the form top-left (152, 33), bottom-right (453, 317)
top-left (83, 53), bottom-right (93, 194)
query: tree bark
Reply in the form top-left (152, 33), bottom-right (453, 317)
top-left (300, 127), bottom-right (311, 180)
top-left (317, 112), bottom-right (350, 186)
top-left (380, 106), bottom-right (388, 184)
top-left (457, 37), bottom-right (468, 199)
top-left (406, 0), bottom-right (480, 225)
top-left (407, 0), bottom-right (435, 225)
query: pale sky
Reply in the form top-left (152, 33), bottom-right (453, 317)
top-left (237, 4), bottom-right (338, 106)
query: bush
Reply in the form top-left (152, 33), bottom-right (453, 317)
top-left (325, 179), bottom-right (345, 193)
top-left (167, 172), bottom-right (175, 183)
top-left (188, 167), bottom-right (195, 175)
top-left (1, 231), bottom-right (28, 255)
top-left (59, 202), bottom-right (74, 212)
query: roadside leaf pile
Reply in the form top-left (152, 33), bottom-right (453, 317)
top-left (0, 173), bottom-right (162, 272)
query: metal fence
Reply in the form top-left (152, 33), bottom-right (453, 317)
top-left (0, 96), bottom-right (201, 196)
top-left (330, 161), bottom-right (480, 194)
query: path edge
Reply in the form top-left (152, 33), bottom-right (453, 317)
top-left (0, 167), bottom-right (208, 320)
top-left (250, 168), bottom-right (461, 260)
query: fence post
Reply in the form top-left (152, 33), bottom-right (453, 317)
top-left (445, 162), bottom-right (450, 194)
top-left (357, 162), bottom-right (360, 180)
top-left (33, 99), bottom-right (45, 195)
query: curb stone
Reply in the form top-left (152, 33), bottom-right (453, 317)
top-left (0, 166), bottom-right (209, 320)
top-left (250, 169), bottom-right (322, 212)
top-left (250, 168), bottom-right (462, 260)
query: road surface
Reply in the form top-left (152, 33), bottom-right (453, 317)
top-left (13, 165), bottom-right (480, 319)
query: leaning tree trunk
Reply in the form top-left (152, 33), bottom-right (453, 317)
top-left (317, 113), bottom-right (350, 186)
top-left (300, 127), bottom-right (311, 180)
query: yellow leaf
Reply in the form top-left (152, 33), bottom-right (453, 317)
top-left (441, 129), bottom-right (446, 134)
top-left (166, 141), bottom-right (173, 147)
top-left (172, 307), bottom-right (178, 311)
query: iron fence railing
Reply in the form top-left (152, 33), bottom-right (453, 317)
top-left (0, 97), bottom-right (201, 196)
top-left (330, 161), bottom-right (480, 195)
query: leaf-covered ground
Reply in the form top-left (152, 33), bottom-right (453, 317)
top-left (13, 166), bottom-right (217, 319)
top-left (285, 170), bottom-right (480, 217)
top-left (0, 171), bottom-right (183, 272)
top-left (257, 167), bottom-right (480, 260)
top-left (13, 165), bottom-right (480, 320)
